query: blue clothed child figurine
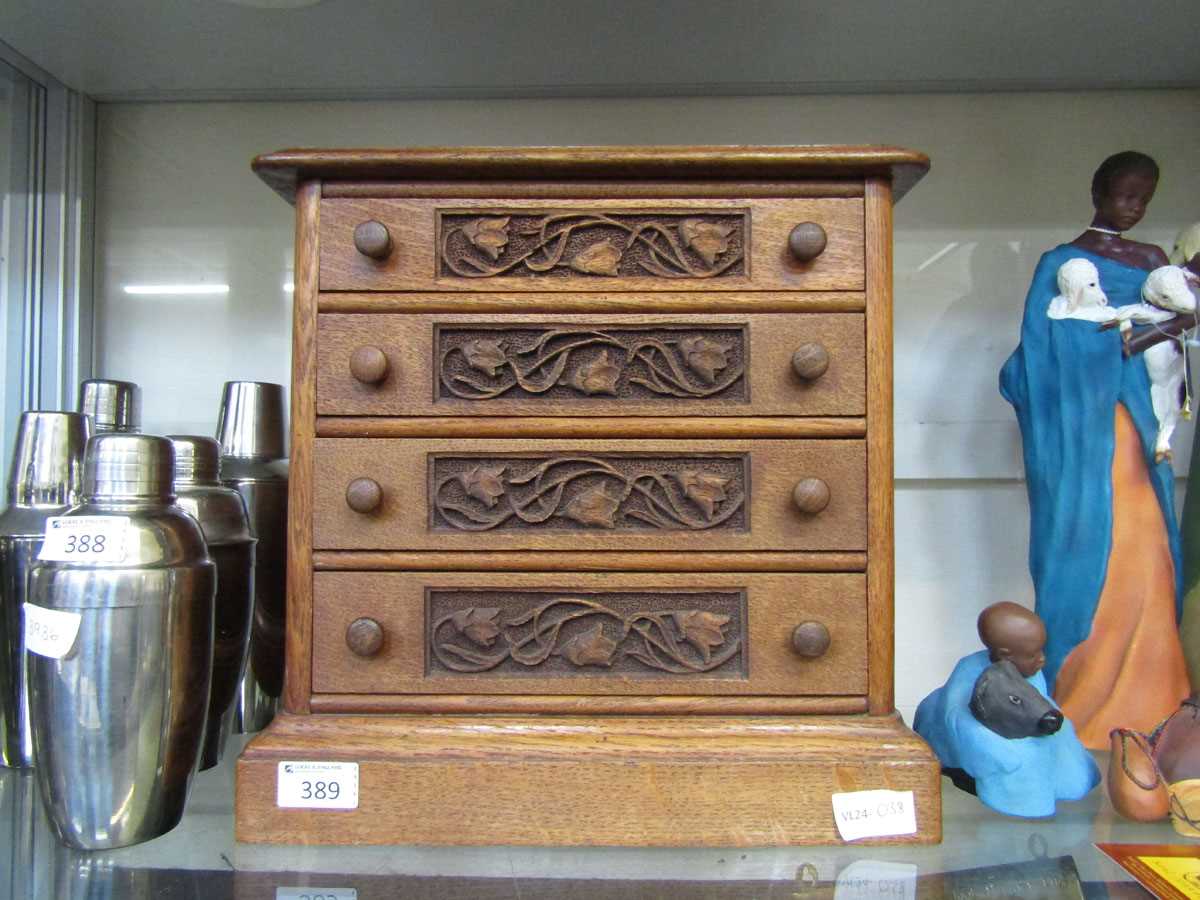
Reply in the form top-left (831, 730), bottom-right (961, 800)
top-left (914, 602), bottom-right (1099, 817)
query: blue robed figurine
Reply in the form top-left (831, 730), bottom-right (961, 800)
top-left (914, 602), bottom-right (1099, 818)
top-left (998, 151), bottom-right (1191, 750)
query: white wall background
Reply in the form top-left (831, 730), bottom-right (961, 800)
top-left (93, 90), bottom-right (1200, 719)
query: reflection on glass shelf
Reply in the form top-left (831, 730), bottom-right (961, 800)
top-left (122, 284), bottom-right (231, 296)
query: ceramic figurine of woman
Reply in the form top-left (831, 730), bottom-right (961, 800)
top-left (1173, 222), bottom-right (1200, 690)
top-left (1000, 151), bottom-right (1191, 749)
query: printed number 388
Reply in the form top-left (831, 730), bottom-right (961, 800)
top-left (64, 534), bottom-right (106, 554)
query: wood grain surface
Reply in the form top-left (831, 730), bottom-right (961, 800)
top-left (312, 437), bottom-right (867, 552)
top-left (319, 197), bottom-right (864, 292)
top-left (317, 311), bottom-right (865, 417)
top-left (315, 416), bottom-right (866, 439)
top-left (864, 177), bottom-right (895, 716)
top-left (319, 290), bottom-right (865, 314)
top-left (311, 550), bottom-right (868, 571)
top-left (235, 712), bottom-right (941, 845)
top-left (310, 570), bottom-right (866, 698)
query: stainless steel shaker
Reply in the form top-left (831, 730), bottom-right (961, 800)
top-left (168, 436), bottom-right (255, 770)
top-left (0, 412), bottom-right (89, 768)
top-left (27, 434), bottom-right (215, 850)
top-left (216, 382), bottom-right (287, 733)
top-left (77, 379), bottom-right (141, 434)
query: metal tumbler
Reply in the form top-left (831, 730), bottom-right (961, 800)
top-left (0, 411), bottom-right (89, 768)
top-left (215, 382), bottom-right (287, 733)
top-left (27, 434), bottom-right (215, 849)
top-left (169, 436), bottom-right (255, 770)
top-left (77, 379), bottom-right (141, 434)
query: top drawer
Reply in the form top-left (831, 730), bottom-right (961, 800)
top-left (319, 198), bottom-right (864, 292)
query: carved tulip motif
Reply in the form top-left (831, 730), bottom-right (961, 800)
top-left (672, 610), bottom-right (730, 663)
top-left (678, 336), bottom-right (728, 384)
top-left (562, 486), bottom-right (621, 528)
top-left (679, 219), bottom-right (735, 266)
top-left (570, 349), bottom-right (622, 395)
top-left (450, 607), bottom-right (503, 648)
top-left (559, 622), bottom-right (618, 667)
top-left (461, 339), bottom-right (507, 378)
top-left (568, 241), bottom-right (622, 276)
top-left (461, 216), bottom-right (510, 260)
top-left (458, 465), bottom-right (507, 508)
top-left (671, 470), bottom-right (729, 520)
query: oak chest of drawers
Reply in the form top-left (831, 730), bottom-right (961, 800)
top-left (236, 146), bottom-right (940, 846)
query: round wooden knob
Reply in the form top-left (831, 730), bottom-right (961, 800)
top-left (345, 477), bottom-right (383, 514)
top-left (791, 621), bottom-right (831, 658)
top-left (353, 220), bottom-right (392, 259)
top-left (349, 345), bottom-right (389, 384)
top-left (788, 222), bottom-right (828, 262)
top-left (792, 478), bottom-right (830, 515)
top-left (792, 342), bottom-right (830, 381)
top-left (346, 617), bottom-right (384, 657)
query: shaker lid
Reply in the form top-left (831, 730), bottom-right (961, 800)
top-left (6, 411), bottom-right (90, 508)
top-left (84, 434), bottom-right (174, 500)
top-left (215, 381), bottom-right (286, 460)
top-left (78, 379), bottom-right (141, 433)
top-left (167, 435), bottom-right (221, 484)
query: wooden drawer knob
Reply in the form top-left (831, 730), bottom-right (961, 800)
top-left (346, 617), bottom-right (385, 657)
top-left (353, 220), bottom-right (392, 260)
top-left (788, 222), bottom-right (828, 262)
top-left (792, 342), bottom-right (830, 381)
top-left (792, 478), bottom-right (830, 514)
top-left (349, 345), bottom-right (389, 384)
top-left (791, 621), bottom-right (831, 658)
top-left (346, 477), bottom-right (383, 514)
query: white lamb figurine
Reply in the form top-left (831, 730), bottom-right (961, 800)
top-left (1137, 265), bottom-right (1199, 462)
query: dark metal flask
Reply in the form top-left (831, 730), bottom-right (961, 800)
top-left (27, 434), bottom-right (215, 849)
top-left (0, 412), bottom-right (89, 768)
top-left (216, 382), bottom-right (288, 733)
top-left (169, 436), bottom-right (255, 770)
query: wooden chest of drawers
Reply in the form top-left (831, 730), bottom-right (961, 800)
top-left (236, 147), bottom-right (940, 846)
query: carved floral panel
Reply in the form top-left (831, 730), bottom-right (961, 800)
top-left (437, 210), bottom-right (748, 279)
top-left (426, 588), bottom-right (747, 678)
top-left (437, 324), bottom-right (748, 402)
top-left (430, 453), bottom-right (748, 533)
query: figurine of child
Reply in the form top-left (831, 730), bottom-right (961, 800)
top-left (914, 602), bottom-right (1099, 817)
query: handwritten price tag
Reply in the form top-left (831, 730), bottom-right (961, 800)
top-left (831, 790), bottom-right (917, 842)
top-left (38, 516), bottom-right (129, 563)
top-left (23, 603), bottom-right (83, 659)
top-left (277, 761), bottom-right (359, 810)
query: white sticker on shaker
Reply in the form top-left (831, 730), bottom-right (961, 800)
top-left (830, 790), bottom-right (917, 842)
top-left (38, 516), bottom-right (130, 563)
top-left (277, 761), bottom-right (359, 810)
top-left (23, 603), bottom-right (83, 659)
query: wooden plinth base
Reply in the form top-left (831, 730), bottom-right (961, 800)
top-left (235, 713), bottom-right (941, 846)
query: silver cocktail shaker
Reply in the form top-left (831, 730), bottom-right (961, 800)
top-left (169, 435), bottom-right (255, 770)
top-left (77, 379), bottom-right (140, 434)
top-left (27, 434), bottom-right (215, 849)
top-left (216, 382), bottom-right (287, 733)
top-left (0, 412), bottom-right (89, 768)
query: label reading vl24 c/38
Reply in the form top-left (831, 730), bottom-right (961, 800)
top-left (830, 790), bottom-right (917, 842)
top-left (276, 762), bottom-right (359, 810)
top-left (38, 516), bottom-right (130, 563)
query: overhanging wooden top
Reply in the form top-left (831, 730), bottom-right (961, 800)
top-left (252, 146), bottom-right (929, 204)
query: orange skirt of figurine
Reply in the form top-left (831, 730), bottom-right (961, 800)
top-left (1053, 404), bottom-right (1192, 749)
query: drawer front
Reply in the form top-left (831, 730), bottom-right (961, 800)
top-left (312, 571), bottom-right (866, 696)
top-left (313, 438), bottom-right (866, 552)
top-left (319, 197), bottom-right (864, 292)
top-left (317, 312), bottom-right (865, 417)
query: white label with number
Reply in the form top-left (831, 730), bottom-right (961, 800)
top-left (275, 889), bottom-right (358, 900)
top-left (23, 603), bottom-right (83, 659)
top-left (831, 790), bottom-right (917, 842)
top-left (38, 516), bottom-right (129, 563)
top-left (276, 761), bottom-right (359, 810)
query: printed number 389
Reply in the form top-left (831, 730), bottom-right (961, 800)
top-left (300, 780), bottom-right (341, 800)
